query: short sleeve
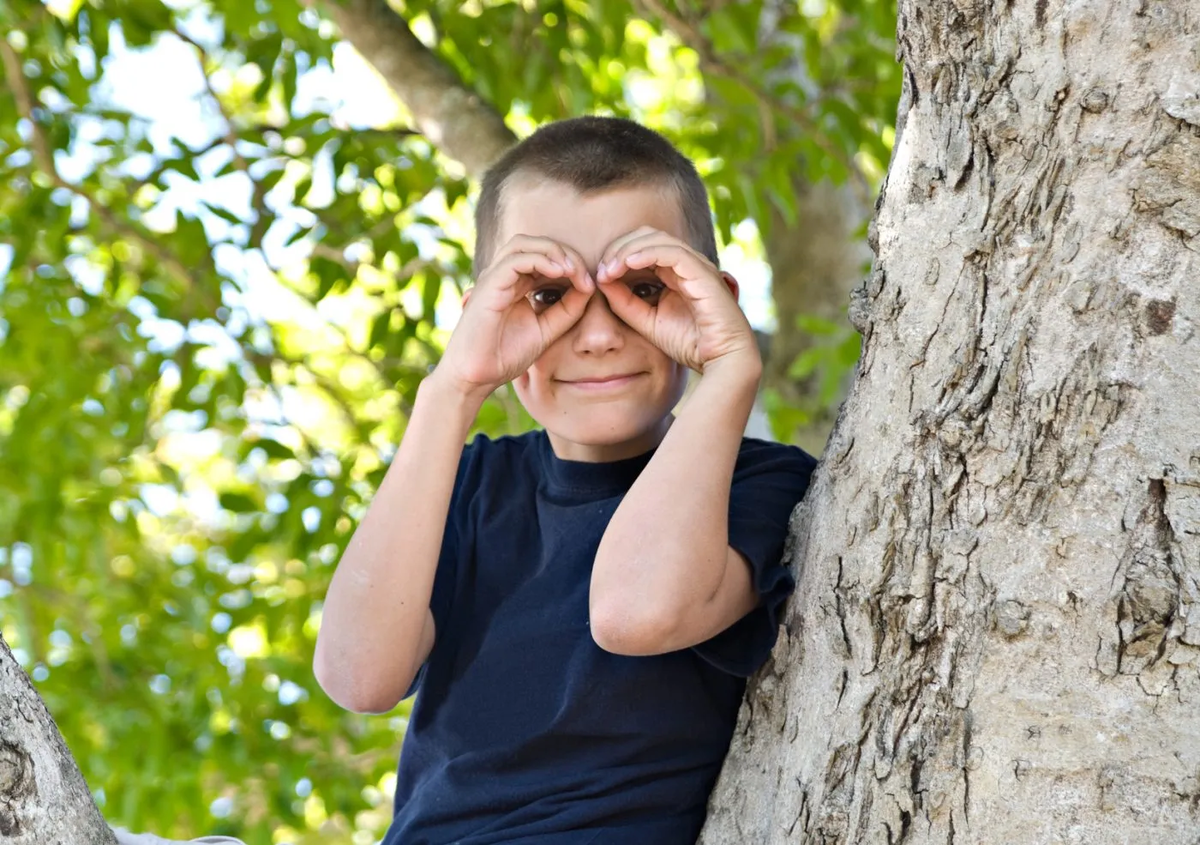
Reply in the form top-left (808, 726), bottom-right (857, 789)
top-left (402, 435), bottom-right (481, 698)
top-left (690, 439), bottom-right (817, 677)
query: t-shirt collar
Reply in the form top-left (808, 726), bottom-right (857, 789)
top-left (536, 429), bottom-right (656, 497)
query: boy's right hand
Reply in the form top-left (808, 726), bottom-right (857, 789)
top-left (433, 235), bottom-right (594, 400)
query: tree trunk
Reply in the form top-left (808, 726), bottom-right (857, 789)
top-left (0, 635), bottom-right (116, 844)
top-left (702, 1), bottom-right (1200, 842)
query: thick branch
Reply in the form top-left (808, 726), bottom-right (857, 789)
top-left (322, 0), bottom-right (516, 178)
top-left (0, 634), bottom-right (116, 844)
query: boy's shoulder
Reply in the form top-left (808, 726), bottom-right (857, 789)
top-left (461, 431), bottom-right (818, 474)
top-left (456, 429), bottom-right (544, 485)
top-left (735, 436), bottom-right (819, 476)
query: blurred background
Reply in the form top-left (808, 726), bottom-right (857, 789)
top-left (0, 0), bottom-right (898, 841)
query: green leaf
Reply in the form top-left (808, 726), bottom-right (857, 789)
top-left (310, 256), bottom-right (345, 300)
top-left (201, 202), bottom-right (244, 226)
top-left (218, 492), bottom-right (257, 512)
top-left (795, 314), bottom-right (843, 336)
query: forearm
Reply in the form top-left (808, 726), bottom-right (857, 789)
top-left (591, 355), bottom-right (761, 639)
top-left (313, 374), bottom-right (484, 711)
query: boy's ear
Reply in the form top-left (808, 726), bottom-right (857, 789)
top-left (720, 271), bottom-right (740, 302)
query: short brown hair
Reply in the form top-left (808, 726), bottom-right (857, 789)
top-left (474, 116), bottom-right (718, 273)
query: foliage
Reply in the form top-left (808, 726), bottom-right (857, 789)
top-left (763, 314), bottom-right (862, 440)
top-left (0, 0), bottom-right (897, 840)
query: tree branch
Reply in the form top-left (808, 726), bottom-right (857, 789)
top-left (173, 29), bottom-right (274, 248)
top-left (320, 0), bottom-right (516, 178)
top-left (632, 0), bottom-right (857, 175)
top-left (0, 633), bottom-right (117, 845)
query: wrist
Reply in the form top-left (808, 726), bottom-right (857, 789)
top-left (426, 360), bottom-right (499, 404)
top-left (416, 370), bottom-right (490, 428)
top-left (700, 347), bottom-right (762, 386)
top-left (683, 352), bottom-right (760, 427)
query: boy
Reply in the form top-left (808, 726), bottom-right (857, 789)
top-left (313, 116), bottom-right (816, 844)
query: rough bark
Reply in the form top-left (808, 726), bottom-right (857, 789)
top-left (702, 1), bottom-right (1200, 842)
top-left (0, 634), bottom-right (116, 844)
top-left (321, 0), bottom-right (516, 178)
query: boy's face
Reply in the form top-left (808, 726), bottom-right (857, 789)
top-left (496, 179), bottom-right (692, 462)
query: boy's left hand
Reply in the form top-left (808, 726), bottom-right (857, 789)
top-left (595, 227), bottom-right (759, 374)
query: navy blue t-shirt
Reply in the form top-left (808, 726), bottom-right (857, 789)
top-left (383, 430), bottom-right (815, 845)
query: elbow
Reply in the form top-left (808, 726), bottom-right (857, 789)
top-left (589, 596), bottom-right (681, 657)
top-left (313, 645), bottom-right (408, 715)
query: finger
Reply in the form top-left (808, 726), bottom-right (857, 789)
top-left (536, 283), bottom-right (593, 342)
top-left (491, 237), bottom-right (594, 295)
top-left (494, 234), bottom-right (573, 269)
top-left (491, 236), bottom-right (586, 289)
top-left (596, 227), bottom-right (668, 279)
top-left (597, 276), bottom-right (658, 337)
top-left (598, 232), bottom-right (708, 284)
top-left (557, 242), bottom-right (596, 294)
top-left (477, 252), bottom-right (576, 304)
top-left (614, 243), bottom-right (724, 299)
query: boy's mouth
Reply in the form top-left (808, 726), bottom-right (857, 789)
top-left (559, 372), bottom-right (644, 390)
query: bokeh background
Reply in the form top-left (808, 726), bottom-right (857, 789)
top-left (0, 0), bottom-right (899, 841)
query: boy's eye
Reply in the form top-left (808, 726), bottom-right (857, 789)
top-left (629, 280), bottom-right (665, 304)
top-left (528, 287), bottom-right (566, 310)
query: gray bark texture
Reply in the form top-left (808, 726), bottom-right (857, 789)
top-left (0, 634), bottom-right (115, 844)
top-left (701, 1), bottom-right (1200, 843)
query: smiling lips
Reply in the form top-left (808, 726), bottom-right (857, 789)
top-left (560, 373), bottom-right (644, 390)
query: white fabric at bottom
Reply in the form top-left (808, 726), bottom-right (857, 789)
top-left (111, 826), bottom-right (247, 845)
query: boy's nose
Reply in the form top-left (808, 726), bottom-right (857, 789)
top-left (571, 291), bottom-right (626, 355)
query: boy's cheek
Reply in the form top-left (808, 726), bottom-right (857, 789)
top-left (512, 370), bottom-right (535, 398)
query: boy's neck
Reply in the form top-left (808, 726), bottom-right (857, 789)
top-left (545, 416), bottom-right (674, 463)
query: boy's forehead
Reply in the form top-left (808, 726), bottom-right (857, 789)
top-left (496, 177), bottom-right (687, 266)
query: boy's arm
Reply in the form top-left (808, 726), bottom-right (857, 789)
top-left (590, 352), bottom-right (762, 656)
top-left (313, 375), bottom-right (482, 714)
top-left (314, 237), bottom-right (594, 713)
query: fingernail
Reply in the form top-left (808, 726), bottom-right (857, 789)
top-left (563, 257), bottom-right (574, 270)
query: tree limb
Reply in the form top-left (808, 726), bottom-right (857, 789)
top-left (0, 634), bottom-right (117, 844)
top-left (320, 0), bottom-right (516, 178)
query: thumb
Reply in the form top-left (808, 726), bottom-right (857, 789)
top-left (535, 285), bottom-right (592, 343)
top-left (597, 280), bottom-right (656, 338)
